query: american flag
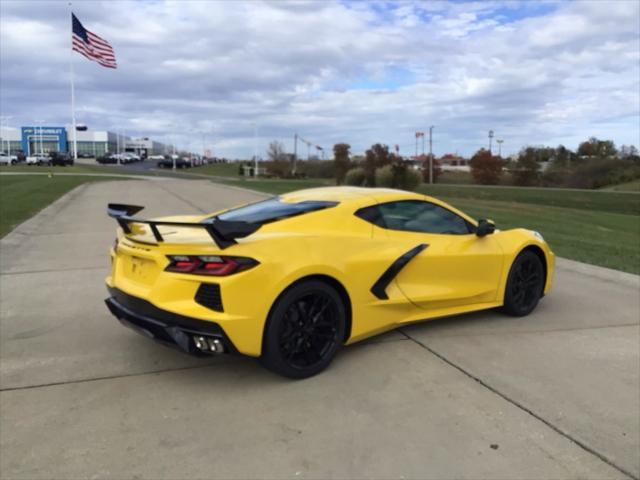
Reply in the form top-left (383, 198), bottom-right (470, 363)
top-left (72, 13), bottom-right (117, 69)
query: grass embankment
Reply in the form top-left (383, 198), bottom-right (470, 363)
top-left (602, 179), bottom-right (640, 192)
top-left (0, 175), bottom-right (124, 237)
top-left (418, 184), bottom-right (639, 215)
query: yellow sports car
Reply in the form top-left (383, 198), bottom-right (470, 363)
top-left (105, 187), bottom-right (554, 378)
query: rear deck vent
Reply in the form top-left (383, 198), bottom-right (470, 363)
top-left (195, 283), bottom-right (223, 312)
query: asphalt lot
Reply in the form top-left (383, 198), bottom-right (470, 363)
top-left (1, 179), bottom-right (638, 480)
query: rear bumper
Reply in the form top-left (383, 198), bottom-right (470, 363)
top-left (105, 287), bottom-right (237, 355)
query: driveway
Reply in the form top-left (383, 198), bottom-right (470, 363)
top-left (1, 179), bottom-right (638, 479)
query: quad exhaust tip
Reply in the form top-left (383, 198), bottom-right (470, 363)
top-left (193, 335), bottom-right (225, 354)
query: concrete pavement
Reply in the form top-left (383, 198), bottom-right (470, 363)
top-left (1, 179), bottom-right (638, 479)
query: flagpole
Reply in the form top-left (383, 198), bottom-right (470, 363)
top-left (69, 10), bottom-right (78, 160)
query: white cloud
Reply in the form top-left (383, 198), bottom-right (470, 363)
top-left (0, 0), bottom-right (638, 158)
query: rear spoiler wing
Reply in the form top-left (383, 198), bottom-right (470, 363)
top-left (107, 203), bottom-right (259, 249)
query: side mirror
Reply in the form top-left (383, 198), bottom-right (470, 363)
top-left (476, 219), bottom-right (496, 237)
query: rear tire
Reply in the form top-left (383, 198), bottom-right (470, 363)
top-left (260, 280), bottom-right (345, 379)
top-left (502, 250), bottom-right (545, 316)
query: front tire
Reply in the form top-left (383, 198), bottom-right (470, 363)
top-left (261, 280), bottom-right (346, 379)
top-left (502, 250), bottom-right (545, 316)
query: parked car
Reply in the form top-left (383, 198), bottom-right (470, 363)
top-left (49, 151), bottom-right (74, 166)
top-left (147, 154), bottom-right (165, 161)
top-left (26, 155), bottom-right (51, 166)
top-left (97, 153), bottom-right (118, 164)
top-left (156, 155), bottom-right (191, 169)
top-left (0, 154), bottom-right (16, 165)
top-left (111, 153), bottom-right (130, 164)
top-left (122, 152), bottom-right (141, 163)
top-left (14, 150), bottom-right (26, 162)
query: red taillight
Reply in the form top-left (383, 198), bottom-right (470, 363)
top-left (165, 255), bottom-right (258, 276)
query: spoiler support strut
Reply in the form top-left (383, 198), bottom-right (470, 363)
top-left (107, 203), bottom-right (259, 249)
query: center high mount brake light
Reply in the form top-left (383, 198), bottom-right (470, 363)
top-left (165, 255), bottom-right (258, 276)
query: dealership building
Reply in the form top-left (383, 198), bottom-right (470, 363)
top-left (0, 126), bottom-right (171, 157)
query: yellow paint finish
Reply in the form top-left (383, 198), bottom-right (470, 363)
top-left (107, 187), bottom-right (555, 357)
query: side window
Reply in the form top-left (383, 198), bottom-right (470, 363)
top-left (356, 200), bottom-right (472, 234)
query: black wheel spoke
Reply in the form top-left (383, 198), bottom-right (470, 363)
top-left (277, 291), bottom-right (339, 370)
top-left (509, 255), bottom-right (544, 311)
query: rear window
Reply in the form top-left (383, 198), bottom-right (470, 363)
top-left (216, 198), bottom-right (338, 224)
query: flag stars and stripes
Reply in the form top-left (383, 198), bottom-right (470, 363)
top-left (72, 13), bottom-right (117, 69)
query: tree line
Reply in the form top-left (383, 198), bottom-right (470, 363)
top-left (261, 137), bottom-right (639, 190)
top-left (471, 138), bottom-right (639, 188)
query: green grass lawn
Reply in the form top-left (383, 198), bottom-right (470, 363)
top-left (602, 179), bottom-right (640, 192)
top-left (0, 175), bottom-right (124, 237)
top-left (418, 183), bottom-right (640, 215)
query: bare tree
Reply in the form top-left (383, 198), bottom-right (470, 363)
top-left (267, 141), bottom-right (286, 162)
top-left (333, 143), bottom-right (351, 185)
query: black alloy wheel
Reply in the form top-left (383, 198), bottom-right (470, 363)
top-left (502, 250), bottom-right (545, 316)
top-left (261, 280), bottom-right (345, 379)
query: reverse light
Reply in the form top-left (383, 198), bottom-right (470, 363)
top-left (165, 255), bottom-right (258, 276)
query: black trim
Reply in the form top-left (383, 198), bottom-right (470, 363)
top-left (370, 244), bottom-right (428, 300)
top-left (107, 203), bottom-right (260, 249)
top-left (194, 283), bottom-right (224, 312)
top-left (105, 287), bottom-right (237, 354)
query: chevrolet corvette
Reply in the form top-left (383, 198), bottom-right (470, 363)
top-left (105, 187), bottom-right (554, 378)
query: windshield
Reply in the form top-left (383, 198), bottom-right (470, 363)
top-left (216, 198), bottom-right (337, 225)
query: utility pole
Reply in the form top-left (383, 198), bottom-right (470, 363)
top-left (488, 130), bottom-right (494, 154)
top-left (171, 133), bottom-right (176, 170)
top-left (496, 139), bottom-right (504, 157)
top-left (415, 132), bottom-right (418, 158)
top-left (253, 123), bottom-right (258, 177)
top-left (429, 126), bottom-right (434, 184)
top-left (293, 133), bottom-right (298, 175)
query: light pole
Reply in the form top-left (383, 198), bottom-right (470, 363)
top-left (0, 116), bottom-right (12, 155)
top-left (172, 135), bottom-right (177, 170)
top-left (34, 119), bottom-right (44, 156)
top-left (429, 125), bottom-right (434, 184)
top-left (293, 133), bottom-right (298, 175)
top-left (488, 130), bottom-right (494, 154)
top-left (253, 123), bottom-right (258, 177)
top-left (496, 139), bottom-right (504, 157)
top-left (39, 122), bottom-right (43, 155)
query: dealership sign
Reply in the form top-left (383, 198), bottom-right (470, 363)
top-left (21, 126), bottom-right (68, 153)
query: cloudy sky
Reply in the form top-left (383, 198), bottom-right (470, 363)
top-left (1, 0), bottom-right (639, 158)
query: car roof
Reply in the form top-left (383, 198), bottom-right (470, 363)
top-left (279, 186), bottom-right (423, 206)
